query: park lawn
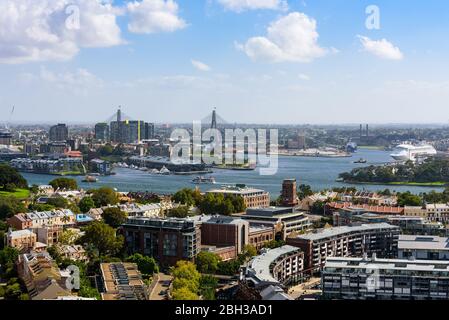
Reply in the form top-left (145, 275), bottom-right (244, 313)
top-left (0, 188), bottom-right (30, 199)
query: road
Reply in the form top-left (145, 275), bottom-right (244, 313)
top-left (149, 273), bottom-right (173, 300)
top-left (287, 277), bottom-right (322, 299)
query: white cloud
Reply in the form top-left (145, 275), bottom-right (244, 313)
top-left (127, 0), bottom-right (186, 34)
top-left (191, 59), bottom-right (211, 71)
top-left (298, 73), bottom-right (310, 81)
top-left (358, 35), bottom-right (404, 60)
top-left (218, 0), bottom-right (288, 12)
top-left (237, 12), bottom-right (328, 63)
top-left (18, 66), bottom-right (104, 95)
top-left (0, 0), bottom-right (124, 64)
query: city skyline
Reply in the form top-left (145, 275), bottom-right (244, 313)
top-left (1, 0), bottom-right (449, 124)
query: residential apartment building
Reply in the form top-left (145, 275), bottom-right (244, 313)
top-left (200, 215), bottom-right (249, 256)
top-left (322, 256), bottom-right (449, 300)
top-left (5, 229), bottom-right (36, 252)
top-left (404, 204), bottom-right (449, 223)
top-left (36, 225), bottom-right (63, 246)
top-left (94, 122), bottom-right (110, 142)
top-left (235, 207), bottom-right (311, 240)
top-left (100, 263), bottom-right (149, 300)
top-left (287, 223), bottom-right (400, 272)
top-left (245, 245), bottom-right (304, 289)
top-left (398, 235), bottom-right (449, 260)
top-left (122, 217), bottom-right (201, 267)
top-left (8, 209), bottom-right (76, 229)
top-left (249, 225), bottom-right (276, 251)
top-left (17, 251), bottom-right (72, 300)
top-left (327, 202), bottom-right (404, 215)
top-left (207, 186), bottom-right (270, 209)
top-left (49, 124), bottom-right (68, 142)
top-left (7, 213), bottom-right (33, 230)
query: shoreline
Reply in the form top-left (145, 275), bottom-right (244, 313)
top-left (341, 180), bottom-right (449, 187)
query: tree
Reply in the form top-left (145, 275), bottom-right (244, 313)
top-left (78, 221), bottom-right (123, 257)
top-left (171, 261), bottom-right (201, 295)
top-left (59, 229), bottom-right (80, 245)
top-left (0, 246), bottom-right (19, 265)
top-left (242, 244), bottom-right (257, 258)
top-left (103, 207), bottom-right (128, 228)
top-left (98, 144), bottom-right (114, 156)
top-left (397, 192), bottom-right (422, 206)
top-left (298, 184), bottom-right (313, 200)
top-left (0, 164), bottom-right (28, 191)
top-left (172, 189), bottom-right (196, 206)
top-left (171, 287), bottom-right (199, 300)
top-left (264, 239), bottom-right (286, 249)
top-left (199, 275), bottom-right (218, 300)
top-left (310, 200), bottom-right (325, 215)
top-left (46, 196), bottom-right (69, 209)
top-left (28, 203), bottom-right (55, 212)
top-left (126, 253), bottom-right (159, 276)
top-left (167, 206), bottom-right (191, 218)
top-left (78, 196), bottom-right (95, 213)
top-left (49, 178), bottom-right (78, 191)
top-left (196, 251), bottom-right (221, 274)
top-left (91, 187), bottom-right (119, 207)
top-left (0, 196), bottom-right (27, 220)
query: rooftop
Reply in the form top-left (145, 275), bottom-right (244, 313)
top-left (294, 223), bottom-right (399, 241)
top-left (247, 245), bottom-right (301, 284)
top-left (398, 235), bottom-right (449, 251)
top-left (325, 256), bottom-right (449, 273)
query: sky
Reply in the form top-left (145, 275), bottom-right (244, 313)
top-left (1, 0), bottom-right (449, 125)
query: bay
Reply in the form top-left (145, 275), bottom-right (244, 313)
top-left (21, 149), bottom-right (444, 198)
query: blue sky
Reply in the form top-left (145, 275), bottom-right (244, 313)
top-left (1, 0), bottom-right (449, 124)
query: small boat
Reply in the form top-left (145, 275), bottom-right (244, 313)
top-left (149, 169), bottom-right (160, 174)
top-left (159, 166), bottom-right (170, 175)
top-left (82, 175), bottom-right (98, 183)
top-left (353, 158), bottom-right (367, 164)
top-left (192, 176), bottom-right (216, 184)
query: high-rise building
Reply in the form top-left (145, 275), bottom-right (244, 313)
top-left (95, 123), bottom-right (110, 142)
top-left (122, 217), bottom-right (201, 267)
top-left (49, 124), bottom-right (68, 142)
top-left (287, 223), bottom-right (400, 273)
top-left (281, 179), bottom-right (299, 207)
top-left (110, 120), bottom-right (152, 144)
top-left (144, 122), bottom-right (155, 140)
top-left (0, 130), bottom-right (12, 145)
top-left (322, 255), bottom-right (449, 300)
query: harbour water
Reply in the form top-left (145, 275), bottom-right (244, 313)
top-left (21, 149), bottom-right (445, 198)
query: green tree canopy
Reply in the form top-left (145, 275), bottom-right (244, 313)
top-left (397, 192), bottom-right (422, 206)
top-left (199, 275), bottom-right (218, 300)
top-left (195, 251), bottom-right (221, 274)
top-left (167, 206), bottom-right (192, 218)
top-left (171, 287), bottom-right (199, 300)
top-left (0, 164), bottom-right (28, 191)
top-left (49, 178), bottom-right (78, 191)
top-left (46, 196), bottom-right (69, 209)
top-left (91, 187), bottom-right (119, 207)
top-left (78, 196), bottom-right (95, 213)
top-left (78, 221), bottom-right (123, 257)
top-left (102, 207), bottom-right (128, 228)
top-left (171, 260), bottom-right (201, 294)
top-left (125, 253), bottom-right (159, 276)
top-left (0, 196), bottom-right (27, 220)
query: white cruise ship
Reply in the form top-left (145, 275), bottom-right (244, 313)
top-left (390, 144), bottom-right (437, 161)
